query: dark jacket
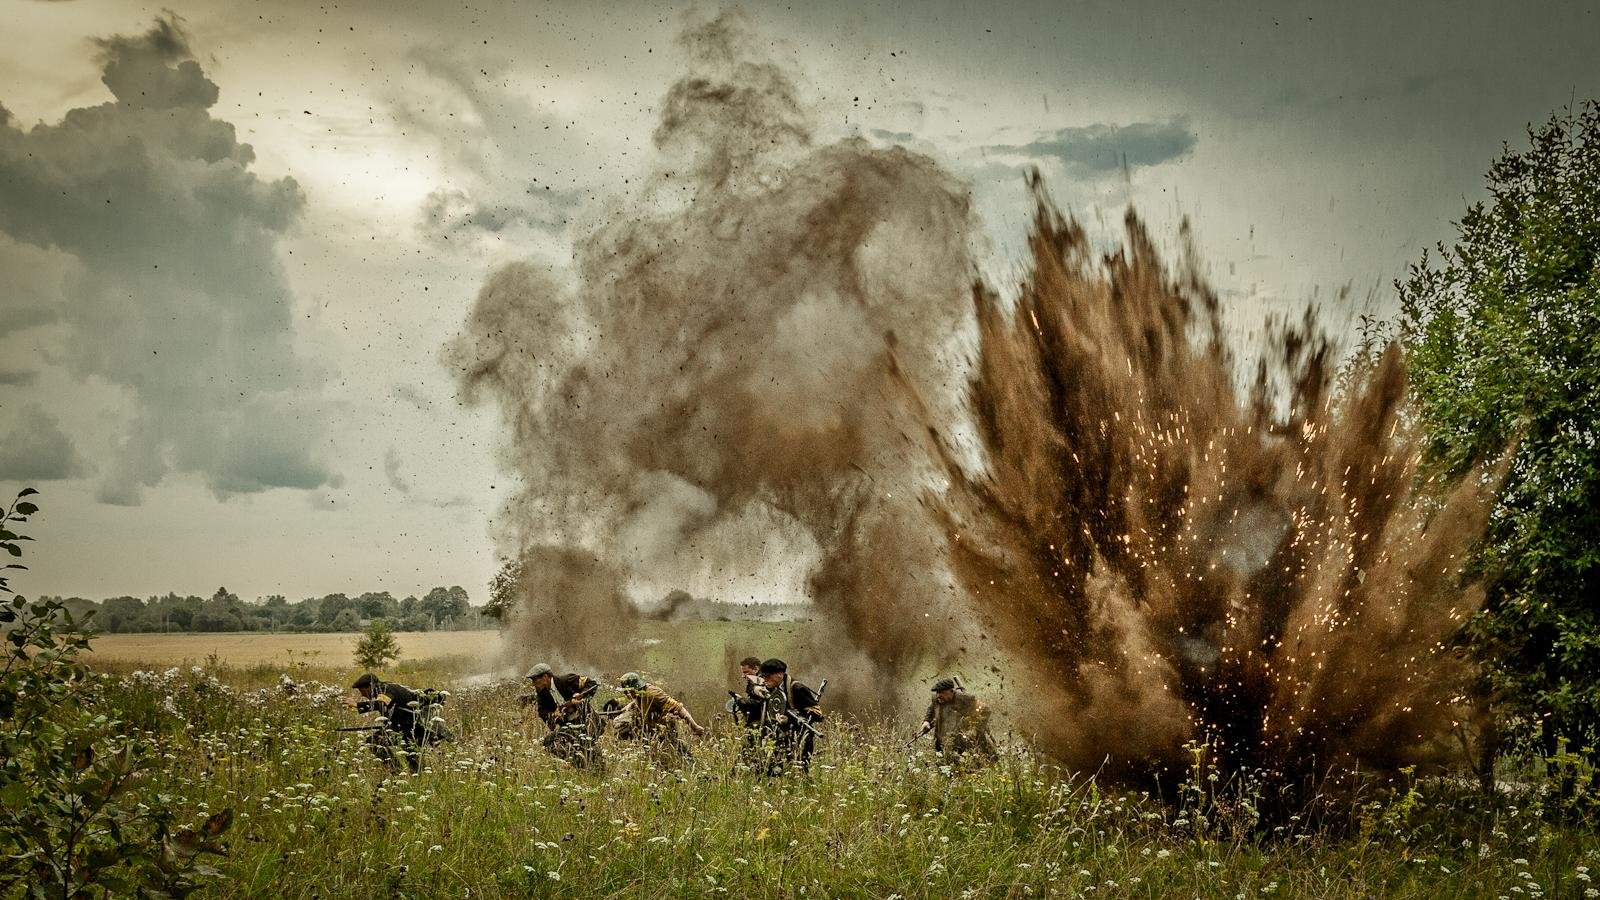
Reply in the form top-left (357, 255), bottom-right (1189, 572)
top-left (358, 681), bottom-right (421, 736)
top-left (732, 675), bottom-right (765, 727)
top-left (535, 673), bottom-right (597, 727)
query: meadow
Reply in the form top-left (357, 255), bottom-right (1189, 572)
top-left (82, 630), bottom-right (504, 669)
top-left (46, 645), bottom-right (1600, 899)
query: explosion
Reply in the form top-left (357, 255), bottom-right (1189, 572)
top-left (925, 182), bottom-right (1501, 789)
top-left (451, 11), bottom-right (1499, 788)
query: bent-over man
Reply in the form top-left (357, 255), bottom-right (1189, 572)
top-left (521, 662), bottom-right (604, 770)
top-left (918, 677), bottom-right (996, 765)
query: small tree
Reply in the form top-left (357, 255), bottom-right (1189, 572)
top-left (485, 557), bottom-right (522, 621)
top-left (354, 618), bottom-right (401, 670)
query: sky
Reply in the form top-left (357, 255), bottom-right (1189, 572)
top-left (1, 0), bottom-right (1597, 604)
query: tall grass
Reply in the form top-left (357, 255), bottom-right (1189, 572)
top-left (74, 664), bottom-right (1600, 899)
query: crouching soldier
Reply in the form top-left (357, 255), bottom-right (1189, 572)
top-left (521, 663), bottom-right (604, 771)
top-left (756, 658), bottom-right (824, 776)
top-left (612, 672), bottom-right (706, 768)
top-left (348, 672), bottom-right (452, 773)
top-left (917, 677), bottom-right (996, 766)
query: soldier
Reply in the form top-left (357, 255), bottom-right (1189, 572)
top-left (347, 672), bottom-right (450, 773)
top-left (612, 672), bottom-right (706, 767)
top-left (916, 677), bottom-right (996, 765)
top-left (727, 656), bottom-right (766, 729)
top-left (521, 662), bottom-right (604, 771)
top-left (755, 658), bottom-right (824, 775)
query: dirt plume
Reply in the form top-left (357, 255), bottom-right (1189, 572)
top-left (926, 182), bottom-right (1500, 790)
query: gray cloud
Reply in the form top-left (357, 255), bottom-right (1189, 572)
top-left (983, 118), bottom-right (1197, 178)
top-left (868, 128), bottom-right (917, 144)
top-left (0, 15), bottom-right (337, 505)
top-left (0, 403), bottom-right (89, 481)
top-left (383, 447), bottom-right (411, 494)
top-left (380, 445), bottom-right (472, 509)
top-left (390, 46), bottom-right (592, 243)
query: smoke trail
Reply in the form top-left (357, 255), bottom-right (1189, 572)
top-left (924, 183), bottom-right (1500, 789)
top-left (447, 11), bottom-right (979, 692)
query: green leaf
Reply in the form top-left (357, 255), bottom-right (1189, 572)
top-left (16, 489), bottom-right (36, 497)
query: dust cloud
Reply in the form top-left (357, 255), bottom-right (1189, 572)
top-left (451, 11), bottom-right (1499, 788)
top-left (447, 11), bottom-right (978, 706)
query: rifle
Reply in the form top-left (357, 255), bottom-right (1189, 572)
top-left (782, 677), bottom-right (826, 741)
top-left (336, 725), bottom-right (385, 733)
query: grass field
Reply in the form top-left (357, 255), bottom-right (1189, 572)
top-left (21, 625), bottom-right (1598, 898)
top-left (35, 663), bottom-right (1596, 899)
top-left (83, 630), bottom-right (505, 668)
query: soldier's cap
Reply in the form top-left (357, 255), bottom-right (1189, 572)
top-left (619, 671), bottom-right (645, 691)
top-left (931, 678), bottom-right (957, 693)
top-left (526, 663), bottom-right (554, 681)
top-left (757, 658), bottom-right (787, 676)
top-left (352, 672), bottom-right (379, 690)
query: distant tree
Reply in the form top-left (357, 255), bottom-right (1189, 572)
top-left (255, 594), bottom-right (290, 630)
top-left (353, 618), bottom-right (401, 670)
top-left (485, 558), bottom-right (522, 621)
top-left (399, 613), bottom-right (431, 632)
top-left (150, 593), bottom-right (198, 631)
top-left (355, 590), bottom-right (399, 620)
top-left (329, 607), bottom-right (361, 632)
top-left (317, 593), bottom-right (354, 627)
top-left (419, 586), bottom-right (470, 627)
top-left (191, 610), bottom-right (241, 633)
top-left (1399, 101), bottom-right (1600, 774)
top-left (400, 594), bottom-right (419, 617)
top-left (288, 601), bottom-right (316, 630)
top-left (102, 595), bottom-right (146, 633)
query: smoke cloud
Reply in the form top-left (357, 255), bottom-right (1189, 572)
top-left (0, 15), bottom-right (337, 504)
top-left (456, 9), bottom-right (1498, 789)
top-left (449, 11), bottom-right (979, 694)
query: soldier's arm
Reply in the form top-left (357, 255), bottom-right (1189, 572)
top-left (670, 699), bottom-right (707, 735)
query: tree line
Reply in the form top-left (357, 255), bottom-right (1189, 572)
top-left (33, 585), bottom-right (488, 634)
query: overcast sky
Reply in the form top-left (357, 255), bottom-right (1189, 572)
top-left (2, 0), bottom-right (1597, 603)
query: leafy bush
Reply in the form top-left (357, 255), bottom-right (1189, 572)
top-left (0, 489), bottom-right (232, 897)
top-left (1399, 102), bottom-right (1600, 770)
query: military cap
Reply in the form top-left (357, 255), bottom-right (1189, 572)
top-left (352, 672), bottom-right (379, 690)
top-left (757, 658), bottom-right (787, 676)
top-left (526, 663), bottom-right (554, 680)
top-left (619, 671), bottom-right (645, 691)
top-left (931, 677), bottom-right (957, 693)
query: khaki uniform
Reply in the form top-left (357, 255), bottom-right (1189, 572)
top-left (924, 691), bottom-right (996, 761)
top-left (614, 683), bottom-right (693, 766)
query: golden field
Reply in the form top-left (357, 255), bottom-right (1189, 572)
top-left (82, 630), bottom-right (502, 668)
